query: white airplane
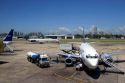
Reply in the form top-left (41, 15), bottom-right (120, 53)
top-left (58, 28), bottom-right (125, 73)
top-left (59, 43), bottom-right (99, 70)
top-left (28, 38), bottom-right (59, 44)
top-left (59, 42), bottom-right (125, 74)
top-left (79, 43), bottom-right (99, 69)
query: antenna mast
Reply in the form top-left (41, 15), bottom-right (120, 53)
top-left (82, 26), bottom-right (85, 42)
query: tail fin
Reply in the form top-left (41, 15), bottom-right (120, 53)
top-left (4, 29), bottom-right (14, 41)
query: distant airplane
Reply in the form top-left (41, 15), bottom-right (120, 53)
top-left (0, 29), bottom-right (14, 52)
top-left (3, 29), bottom-right (14, 45)
top-left (28, 38), bottom-right (59, 44)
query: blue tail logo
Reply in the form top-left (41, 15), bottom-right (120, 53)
top-left (4, 29), bottom-right (14, 41)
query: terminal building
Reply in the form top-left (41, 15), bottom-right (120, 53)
top-left (44, 34), bottom-right (75, 39)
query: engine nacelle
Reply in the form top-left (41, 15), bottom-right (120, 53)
top-left (101, 53), bottom-right (113, 67)
top-left (101, 53), bottom-right (113, 62)
top-left (65, 58), bottom-right (76, 66)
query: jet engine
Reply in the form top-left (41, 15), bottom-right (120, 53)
top-left (101, 53), bottom-right (113, 62)
top-left (30, 40), bottom-right (37, 42)
top-left (101, 53), bottom-right (113, 67)
top-left (65, 58), bottom-right (76, 66)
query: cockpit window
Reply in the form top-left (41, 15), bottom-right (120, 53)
top-left (86, 54), bottom-right (98, 58)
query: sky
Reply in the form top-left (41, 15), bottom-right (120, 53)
top-left (0, 0), bottom-right (125, 34)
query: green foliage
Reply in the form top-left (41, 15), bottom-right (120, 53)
top-left (0, 39), bottom-right (4, 53)
top-left (60, 39), bottom-right (125, 44)
top-left (74, 33), bottom-right (125, 39)
top-left (74, 34), bottom-right (83, 38)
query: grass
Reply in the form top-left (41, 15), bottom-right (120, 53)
top-left (59, 39), bottom-right (82, 43)
top-left (59, 39), bottom-right (125, 44)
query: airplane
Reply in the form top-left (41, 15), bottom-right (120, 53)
top-left (0, 29), bottom-right (14, 52)
top-left (58, 43), bottom-right (99, 69)
top-left (3, 29), bottom-right (14, 45)
top-left (28, 38), bottom-right (59, 44)
top-left (58, 28), bottom-right (125, 73)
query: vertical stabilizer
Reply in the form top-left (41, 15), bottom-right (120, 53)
top-left (3, 29), bottom-right (14, 41)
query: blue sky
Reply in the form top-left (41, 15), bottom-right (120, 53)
top-left (0, 0), bottom-right (125, 33)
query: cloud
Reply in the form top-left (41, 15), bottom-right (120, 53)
top-left (45, 27), bottom-right (70, 34)
top-left (58, 27), bottom-right (70, 32)
top-left (47, 25), bottom-right (125, 35)
top-left (116, 26), bottom-right (125, 34)
top-left (78, 26), bottom-right (84, 31)
top-left (98, 28), bottom-right (112, 34)
top-left (74, 26), bottom-right (91, 34)
top-left (57, 27), bottom-right (71, 34)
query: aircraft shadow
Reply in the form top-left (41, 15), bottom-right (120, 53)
top-left (0, 61), bottom-right (9, 65)
top-left (0, 52), bottom-right (16, 56)
top-left (114, 60), bottom-right (125, 63)
top-left (101, 69), bottom-right (125, 75)
top-left (83, 67), bottom-right (124, 80)
top-left (83, 67), bottom-right (101, 79)
top-left (13, 49), bottom-right (24, 52)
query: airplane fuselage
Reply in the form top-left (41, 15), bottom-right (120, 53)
top-left (3, 41), bottom-right (12, 45)
top-left (80, 43), bottom-right (99, 70)
top-left (28, 38), bottom-right (59, 43)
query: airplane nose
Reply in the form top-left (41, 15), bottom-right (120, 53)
top-left (89, 59), bottom-right (98, 69)
top-left (91, 61), bottom-right (98, 67)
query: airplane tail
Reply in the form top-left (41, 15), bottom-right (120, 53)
top-left (3, 29), bottom-right (14, 41)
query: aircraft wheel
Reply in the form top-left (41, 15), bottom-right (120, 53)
top-left (76, 68), bottom-right (78, 71)
top-left (65, 64), bottom-right (68, 67)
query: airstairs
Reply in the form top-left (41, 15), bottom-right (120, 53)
top-left (101, 57), bottom-right (125, 74)
top-left (5, 45), bottom-right (14, 52)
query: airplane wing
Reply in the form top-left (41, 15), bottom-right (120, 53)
top-left (58, 53), bottom-right (81, 66)
top-left (58, 53), bottom-right (80, 58)
top-left (58, 53), bottom-right (69, 58)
